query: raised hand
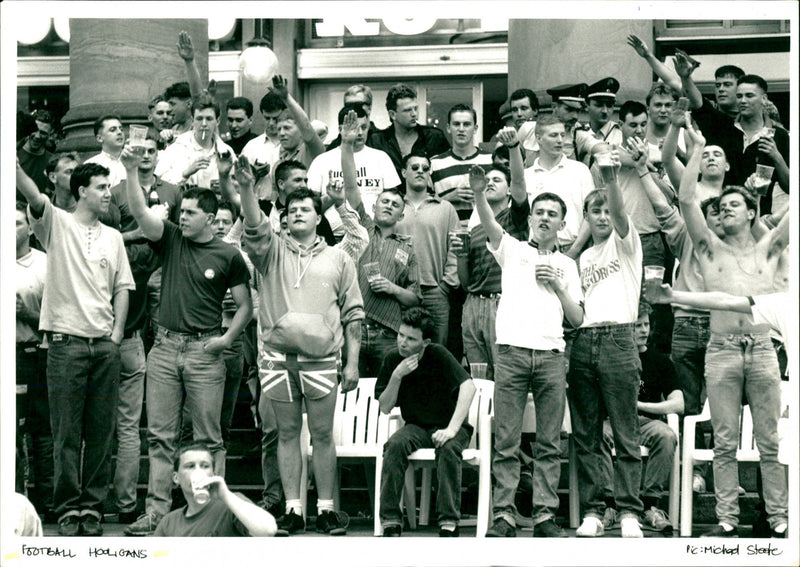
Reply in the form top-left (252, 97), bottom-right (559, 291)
top-left (669, 102), bottom-right (688, 127)
top-left (672, 51), bottom-right (696, 79)
top-left (270, 75), bottom-right (290, 101)
top-left (684, 119), bottom-right (706, 148)
top-left (626, 136), bottom-right (649, 168)
top-left (468, 165), bottom-right (487, 193)
top-left (217, 149), bottom-right (234, 178)
top-left (234, 155), bottom-right (255, 189)
top-left (326, 179), bottom-right (345, 206)
top-left (120, 144), bottom-right (143, 170)
top-left (626, 34), bottom-right (650, 58)
top-left (176, 30), bottom-right (195, 61)
top-left (496, 126), bottom-right (520, 147)
top-left (340, 110), bottom-right (359, 146)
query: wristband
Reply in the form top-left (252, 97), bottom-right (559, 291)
top-left (507, 142), bottom-right (520, 148)
top-left (639, 171), bottom-right (649, 178)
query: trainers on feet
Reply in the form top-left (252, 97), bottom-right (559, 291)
top-left (692, 473), bottom-right (706, 493)
top-left (382, 524), bottom-right (402, 537)
top-left (621, 517), bottom-right (643, 538)
top-left (276, 511), bottom-right (305, 536)
top-left (124, 512), bottom-right (162, 536)
top-left (485, 517), bottom-right (516, 537)
top-left (438, 525), bottom-right (459, 537)
top-left (644, 507), bottom-right (672, 532)
top-left (80, 514), bottom-right (103, 536)
top-left (602, 507), bottom-right (618, 530)
top-left (771, 523), bottom-right (787, 539)
top-left (576, 516), bottom-right (604, 537)
top-left (533, 519), bottom-right (566, 538)
top-left (316, 510), bottom-right (349, 535)
top-left (58, 515), bottom-right (81, 537)
top-left (701, 523), bottom-right (738, 538)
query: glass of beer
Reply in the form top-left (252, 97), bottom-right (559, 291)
top-left (363, 262), bottom-right (381, 283)
top-left (596, 150), bottom-right (617, 185)
top-left (753, 164), bottom-right (775, 195)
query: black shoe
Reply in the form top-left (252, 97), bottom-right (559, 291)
top-left (533, 519), bottom-right (566, 538)
top-left (81, 515), bottom-right (103, 536)
top-left (275, 511), bottom-right (305, 536)
top-left (771, 523), bottom-right (788, 539)
top-left (752, 510), bottom-right (771, 538)
top-left (316, 510), bottom-right (349, 535)
top-left (263, 500), bottom-right (285, 520)
top-left (485, 517), bottom-right (516, 537)
top-left (382, 524), bottom-right (402, 537)
top-left (439, 525), bottom-right (460, 537)
top-left (58, 515), bottom-right (81, 537)
top-left (118, 510), bottom-right (140, 525)
top-left (701, 524), bottom-right (738, 538)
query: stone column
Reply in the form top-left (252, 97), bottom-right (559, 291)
top-left (508, 19), bottom-right (654, 108)
top-left (60, 18), bottom-right (208, 156)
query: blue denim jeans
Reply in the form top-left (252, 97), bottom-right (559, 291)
top-left (113, 334), bottom-right (146, 514)
top-left (421, 286), bottom-right (450, 346)
top-left (492, 346), bottom-right (565, 526)
top-left (47, 334), bottom-right (120, 520)
top-left (461, 294), bottom-right (500, 381)
top-left (257, 382), bottom-right (283, 507)
top-left (379, 423), bottom-right (471, 527)
top-left (705, 332), bottom-right (787, 529)
top-left (568, 325), bottom-right (643, 520)
top-left (359, 321), bottom-right (398, 378)
top-left (144, 327), bottom-right (225, 517)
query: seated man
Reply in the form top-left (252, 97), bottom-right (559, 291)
top-left (154, 442), bottom-right (276, 537)
top-left (598, 302), bottom-right (683, 534)
top-left (375, 307), bottom-right (476, 537)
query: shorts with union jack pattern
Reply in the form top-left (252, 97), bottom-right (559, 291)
top-left (259, 349), bottom-right (340, 403)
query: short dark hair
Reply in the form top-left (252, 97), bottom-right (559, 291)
top-left (93, 114), bottom-right (121, 137)
top-left (719, 186), bottom-right (758, 225)
top-left (534, 113), bottom-right (563, 136)
top-left (386, 84), bottom-right (417, 112)
top-left (217, 199), bottom-right (239, 219)
top-left (492, 145), bottom-right (510, 163)
top-left (259, 92), bottom-right (286, 114)
top-left (619, 100), bottom-right (648, 123)
top-left (274, 160), bottom-right (307, 186)
top-left (400, 151), bottom-right (429, 170)
top-left (193, 93), bottom-right (220, 119)
top-left (447, 103), bottom-right (477, 124)
top-left (646, 82), bottom-right (679, 105)
top-left (738, 74), bottom-right (768, 94)
top-left (715, 65), bottom-right (745, 81)
top-left (510, 88), bottom-right (540, 112)
top-left (583, 189), bottom-right (608, 213)
top-left (487, 163), bottom-right (511, 186)
top-left (148, 94), bottom-right (167, 111)
top-left (337, 102), bottom-right (369, 126)
top-left (378, 187), bottom-right (406, 204)
top-left (164, 81), bottom-right (192, 101)
top-left (226, 96), bottom-right (254, 118)
top-left (285, 188), bottom-right (322, 216)
top-left (182, 187), bottom-right (220, 216)
top-left (70, 163), bottom-right (110, 201)
top-left (401, 307), bottom-right (436, 341)
top-left (531, 191), bottom-right (568, 219)
top-left (175, 442), bottom-right (214, 472)
top-left (46, 152), bottom-right (80, 176)
top-left (700, 196), bottom-right (720, 218)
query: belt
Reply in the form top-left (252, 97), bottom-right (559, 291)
top-left (580, 323), bottom-right (634, 332)
top-left (156, 325), bottom-right (221, 340)
top-left (46, 332), bottom-right (109, 344)
top-left (470, 292), bottom-right (501, 300)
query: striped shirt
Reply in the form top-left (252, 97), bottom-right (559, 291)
top-left (464, 198), bottom-right (530, 294)
top-left (431, 149), bottom-right (493, 218)
top-left (357, 206), bottom-right (422, 332)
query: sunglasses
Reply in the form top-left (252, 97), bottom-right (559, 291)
top-left (409, 164), bottom-right (431, 172)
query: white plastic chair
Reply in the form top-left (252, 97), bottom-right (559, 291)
top-left (679, 382), bottom-right (791, 537)
top-left (373, 378), bottom-right (494, 537)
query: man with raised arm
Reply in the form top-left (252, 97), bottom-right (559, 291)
top-left (676, 123), bottom-right (788, 539)
top-left (568, 149), bottom-right (645, 538)
top-left (16, 160), bottom-right (134, 537)
top-left (237, 155), bottom-right (364, 537)
top-left (120, 144), bottom-right (252, 537)
top-left (471, 158), bottom-right (582, 538)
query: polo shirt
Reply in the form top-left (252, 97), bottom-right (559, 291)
top-left (431, 148), bottom-right (493, 218)
top-left (85, 150), bottom-right (127, 187)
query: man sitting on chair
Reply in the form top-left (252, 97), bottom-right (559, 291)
top-left (375, 307), bottom-right (476, 537)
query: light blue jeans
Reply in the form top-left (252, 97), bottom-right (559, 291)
top-left (705, 332), bottom-right (787, 529)
top-left (461, 294), bottom-right (500, 381)
top-left (492, 346), bottom-right (565, 526)
top-left (144, 327), bottom-right (225, 517)
top-left (421, 285), bottom-right (450, 346)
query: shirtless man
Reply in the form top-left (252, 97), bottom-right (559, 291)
top-left (677, 122), bottom-right (788, 539)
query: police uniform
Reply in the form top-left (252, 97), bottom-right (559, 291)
top-left (547, 83), bottom-right (587, 160)
top-left (574, 78), bottom-right (622, 167)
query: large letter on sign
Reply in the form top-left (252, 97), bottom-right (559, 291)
top-left (382, 18), bottom-right (437, 36)
top-left (315, 18), bottom-right (381, 37)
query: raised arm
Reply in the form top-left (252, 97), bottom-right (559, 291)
top-left (270, 75), bottom-right (326, 160)
top-left (234, 155), bottom-right (263, 228)
top-left (16, 159), bottom-right (48, 216)
top-left (661, 104), bottom-right (688, 188)
top-left (217, 149), bottom-right (241, 209)
top-left (496, 126), bottom-right (527, 204)
top-left (677, 123), bottom-right (715, 249)
top-left (627, 34), bottom-right (681, 93)
top-left (177, 31), bottom-right (204, 98)
top-left (673, 51), bottom-right (704, 110)
top-left (605, 150), bottom-right (629, 238)
top-left (469, 165), bottom-right (503, 249)
top-left (339, 110), bottom-right (363, 210)
top-left (122, 146), bottom-right (165, 241)
top-left (766, 209), bottom-right (789, 260)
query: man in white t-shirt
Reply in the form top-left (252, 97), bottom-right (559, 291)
top-left (472, 165), bottom-right (583, 539)
top-left (568, 150), bottom-right (645, 539)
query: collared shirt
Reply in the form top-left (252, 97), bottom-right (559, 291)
top-left (241, 134), bottom-right (279, 199)
top-left (524, 154), bottom-right (595, 247)
top-left (431, 148), bottom-right (493, 216)
top-left (155, 131), bottom-right (235, 189)
top-left (367, 123), bottom-right (450, 179)
top-left (85, 150), bottom-right (127, 187)
top-left (574, 121), bottom-right (622, 166)
top-left (357, 206), bottom-right (421, 332)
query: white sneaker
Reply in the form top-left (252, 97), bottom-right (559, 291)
top-left (692, 473), bottom-right (706, 493)
top-left (576, 516), bottom-right (604, 537)
top-left (621, 517), bottom-right (643, 538)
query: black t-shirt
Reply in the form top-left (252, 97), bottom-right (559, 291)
top-left (375, 344), bottom-right (471, 430)
top-left (227, 130), bottom-right (258, 157)
top-left (639, 348), bottom-right (680, 421)
top-left (151, 222), bottom-right (250, 333)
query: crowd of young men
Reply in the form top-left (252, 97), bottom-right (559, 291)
top-left (14, 30), bottom-right (790, 540)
